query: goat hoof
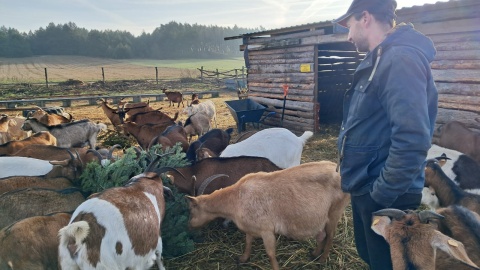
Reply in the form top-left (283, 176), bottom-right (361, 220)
top-left (236, 256), bottom-right (249, 265)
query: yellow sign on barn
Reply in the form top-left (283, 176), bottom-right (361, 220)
top-left (300, 64), bottom-right (312, 72)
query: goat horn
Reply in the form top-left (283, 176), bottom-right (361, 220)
top-left (108, 144), bottom-right (122, 160)
top-left (145, 154), bottom-right (163, 172)
top-left (65, 149), bottom-right (75, 161)
top-left (163, 186), bottom-right (174, 200)
top-left (154, 166), bottom-right (186, 182)
top-left (191, 176), bottom-right (197, 196)
top-left (418, 210), bottom-right (444, 224)
top-left (372, 208), bottom-right (406, 220)
top-left (87, 149), bottom-right (103, 162)
top-left (197, 174), bottom-right (229, 196)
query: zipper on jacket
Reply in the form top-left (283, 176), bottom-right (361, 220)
top-left (336, 135), bottom-right (347, 173)
top-left (368, 46), bottom-right (382, 82)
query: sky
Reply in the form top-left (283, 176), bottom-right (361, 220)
top-left (1, 0), bottom-right (450, 37)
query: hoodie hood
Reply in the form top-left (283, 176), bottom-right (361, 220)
top-left (381, 23), bottom-right (436, 63)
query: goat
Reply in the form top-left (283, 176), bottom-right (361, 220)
top-left (436, 121), bottom-right (480, 164)
top-left (183, 112), bottom-right (211, 142)
top-left (21, 118), bottom-right (107, 149)
top-left (371, 207), bottom-right (480, 270)
top-left (185, 128), bottom-right (234, 163)
top-left (0, 131), bottom-right (57, 156)
top-left (0, 176), bottom-right (73, 195)
top-left (147, 123), bottom-right (189, 152)
top-left (126, 110), bottom-right (178, 126)
top-left (97, 98), bottom-right (123, 127)
top-left (0, 152), bottom-right (83, 181)
top-left (58, 157), bottom-right (171, 270)
top-left (122, 121), bottom-right (172, 150)
top-left (118, 99), bottom-right (156, 121)
top-left (183, 100), bottom-right (217, 127)
top-left (190, 93), bottom-right (200, 105)
top-left (0, 114), bottom-right (13, 144)
top-left (0, 212), bottom-right (72, 270)
top-left (10, 144), bottom-right (120, 171)
top-left (0, 115), bottom-right (31, 142)
top-left (421, 186), bottom-right (440, 210)
top-left (424, 159), bottom-right (480, 216)
top-left (162, 88), bottom-right (184, 107)
top-left (165, 156), bottom-right (281, 195)
top-left (187, 161), bottom-right (350, 270)
top-left (220, 128), bottom-right (314, 169)
top-left (0, 187), bottom-right (85, 229)
top-left (28, 107), bottom-right (72, 126)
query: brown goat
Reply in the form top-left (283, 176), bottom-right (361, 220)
top-left (191, 93), bottom-right (200, 105)
top-left (147, 123), bottom-right (189, 152)
top-left (436, 121), bottom-right (480, 164)
top-left (127, 110), bottom-right (178, 126)
top-left (424, 159), bottom-right (480, 216)
top-left (97, 98), bottom-right (123, 127)
top-left (122, 121), bottom-right (173, 149)
top-left (0, 187), bottom-right (85, 228)
top-left (0, 114), bottom-right (13, 143)
top-left (0, 131), bottom-right (57, 156)
top-left (371, 208), bottom-right (480, 270)
top-left (0, 176), bottom-right (73, 195)
top-left (187, 161), bottom-right (349, 270)
top-left (29, 108), bottom-right (72, 126)
top-left (166, 156), bottom-right (281, 195)
top-left (162, 88), bottom-right (184, 107)
top-left (0, 212), bottom-right (72, 270)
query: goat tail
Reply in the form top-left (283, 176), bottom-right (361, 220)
top-left (59, 221), bottom-right (90, 258)
top-left (299, 131), bottom-right (314, 145)
top-left (97, 122), bottom-right (108, 131)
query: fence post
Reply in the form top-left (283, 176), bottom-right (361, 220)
top-left (216, 68), bottom-right (219, 84)
top-left (200, 66), bottom-right (204, 82)
top-left (155, 67), bottom-right (159, 85)
top-left (44, 68), bottom-right (49, 88)
top-left (235, 69), bottom-right (238, 81)
top-left (102, 67), bottom-right (105, 84)
top-left (241, 66), bottom-right (245, 79)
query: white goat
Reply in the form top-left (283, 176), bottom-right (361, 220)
top-left (184, 112), bottom-right (210, 142)
top-left (58, 160), bottom-right (169, 270)
top-left (0, 154), bottom-right (81, 180)
top-left (220, 127), bottom-right (313, 169)
top-left (183, 100), bottom-right (216, 127)
top-left (187, 161), bottom-right (350, 270)
top-left (421, 186), bottom-right (440, 210)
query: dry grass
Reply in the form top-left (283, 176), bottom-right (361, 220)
top-left (1, 90), bottom-right (368, 270)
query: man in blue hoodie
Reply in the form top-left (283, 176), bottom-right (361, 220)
top-left (334, 0), bottom-right (438, 269)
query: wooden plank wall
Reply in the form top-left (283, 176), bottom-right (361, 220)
top-left (247, 46), bottom-right (316, 133)
top-left (396, 0), bottom-right (480, 132)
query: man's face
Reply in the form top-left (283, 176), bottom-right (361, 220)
top-left (346, 14), bottom-right (369, 52)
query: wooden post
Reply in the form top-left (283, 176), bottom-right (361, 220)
top-left (155, 67), bottom-right (159, 85)
top-left (235, 69), bottom-right (238, 81)
top-left (44, 68), bottom-right (49, 88)
top-left (200, 66), bottom-right (204, 82)
top-left (216, 68), bottom-right (219, 84)
top-left (102, 67), bottom-right (105, 84)
top-left (241, 66), bottom-right (245, 79)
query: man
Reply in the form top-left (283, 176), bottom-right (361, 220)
top-left (333, 0), bottom-right (438, 269)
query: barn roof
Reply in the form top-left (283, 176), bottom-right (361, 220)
top-left (224, 0), bottom-right (477, 40)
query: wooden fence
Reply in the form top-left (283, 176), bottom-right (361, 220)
top-left (197, 66), bottom-right (246, 86)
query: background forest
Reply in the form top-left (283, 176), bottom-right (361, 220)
top-left (0, 22), bottom-right (261, 59)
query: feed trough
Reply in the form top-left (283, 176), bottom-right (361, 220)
top-left (225, 98), bottom-right (275, 132)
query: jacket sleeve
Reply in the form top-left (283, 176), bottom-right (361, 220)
top-left (370, 49), bottom-right (432, 207)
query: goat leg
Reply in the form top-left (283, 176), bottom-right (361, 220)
top-left (238, 233), bottom-right (254, 264)
top-left (312, 229), bottom-right (328, 261)
top-left (262, 232), bottom-right (280, 270)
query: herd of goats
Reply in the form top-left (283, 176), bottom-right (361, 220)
top-left (0, 91), bottom-right (479, 269)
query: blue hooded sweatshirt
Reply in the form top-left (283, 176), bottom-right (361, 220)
top-left (337, 23), bottom-right (438, 207)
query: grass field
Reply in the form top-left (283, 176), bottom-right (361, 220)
top-left (0, 56), bottom-right (245, 84)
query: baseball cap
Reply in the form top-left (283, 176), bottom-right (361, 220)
top-left (333, 0), bottom-right (397, 27)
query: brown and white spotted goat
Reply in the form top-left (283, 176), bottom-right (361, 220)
top-left (58, 157), bottom-right (172, 270)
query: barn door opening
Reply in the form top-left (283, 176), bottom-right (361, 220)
top-left (317, 42), bottom-right (364, 124)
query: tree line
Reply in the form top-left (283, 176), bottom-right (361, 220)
top-left (0, 21), bottom-right (262, 59)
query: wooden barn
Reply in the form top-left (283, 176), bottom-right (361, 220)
top-left (224, 0), bottom-right (480, 134)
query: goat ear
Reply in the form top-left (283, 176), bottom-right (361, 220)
top-left (185, 195), bottom-right (198, 206)
top-left (371, 216), bottom-right (391, 239)
top-left (432, 231), bottom-right (480, 269)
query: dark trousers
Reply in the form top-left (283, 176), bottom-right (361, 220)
top-left (351, 192), bottom-right (421, 270)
